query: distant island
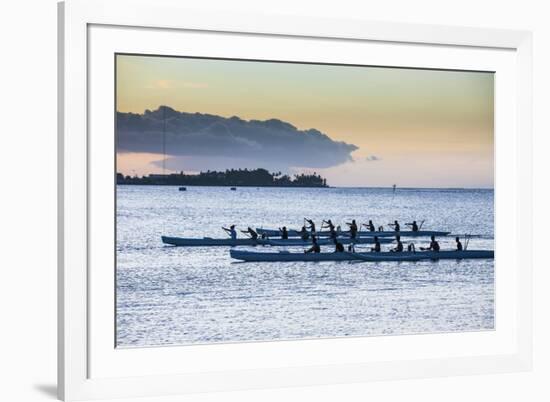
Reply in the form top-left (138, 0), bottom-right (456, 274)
top-left (117, 168), bottom-right (328, 187)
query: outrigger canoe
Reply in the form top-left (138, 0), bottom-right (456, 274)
top-left (255, 228), bottom-right (450, 238)
top-left (230, 249), bottom-right (494, 262)
top-left (161, 236), bottom-right (393, 247)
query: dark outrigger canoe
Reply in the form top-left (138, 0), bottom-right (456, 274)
top-left (161, 236), bottom-right (393, 247)
top-left (255, 228), bottom-right (450, 238)
top-left (230, 249), bottom-right (494, 262)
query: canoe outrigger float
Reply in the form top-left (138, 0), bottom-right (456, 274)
top-left (161, 236), bottom-right (394, 247)
top-left (255, 228), bottom-right (450, 238)
top-left (230, 249), bottom-right (494, 262)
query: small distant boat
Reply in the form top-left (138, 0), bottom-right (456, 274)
top-left (230, 187), bottom-right (237, 191)
top-left (230, 249), bottom-right (494, 262)
top-left (255, 228), bottom-right (450, 238)
top-left (178, 187), bottom-right (187, 191)
top-left (161, 236), bottom-right (393, 247)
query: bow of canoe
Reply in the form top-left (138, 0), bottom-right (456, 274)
top-left (162, 236), bottom-right (262, 246)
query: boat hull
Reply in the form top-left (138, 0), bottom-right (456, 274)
top-left (256, 228), bottom-right (450, 238)
top-left (266, 237), bottom-right (393, 246)
top-left (161, 236), bottom-right (393, 247)
top-left (162, 236), bottom-right (261, 246)
top-left (230, 249), bottom-right (494, 262)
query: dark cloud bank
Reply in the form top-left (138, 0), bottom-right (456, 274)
top-left (117, 106), bottom-right (358, 172)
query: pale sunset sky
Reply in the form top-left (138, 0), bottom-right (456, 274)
top-left (116, 54), bottom-right (494, 188)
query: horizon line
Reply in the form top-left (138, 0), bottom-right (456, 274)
top-left (117, 183), bottom-right (494, 191)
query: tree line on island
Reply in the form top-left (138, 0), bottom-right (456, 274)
top-left (117, 168), bottom-right (328, 187)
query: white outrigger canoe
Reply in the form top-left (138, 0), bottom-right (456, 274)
top-left (255, 228), bottom-right (450, 238)
top-left (230, 249), bottom-right (494, 262)
top-left (161, 236), bottom-right (393, 247)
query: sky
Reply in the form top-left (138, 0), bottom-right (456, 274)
top-left (116, 54), bottom-right (494, 188)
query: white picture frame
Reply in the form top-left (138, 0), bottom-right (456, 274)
top-left (58, 0), bottom-right (533, 400)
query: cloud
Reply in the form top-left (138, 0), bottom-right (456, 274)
top-left (117, 106), bottom-right (358, 172)
top-left (365, 155), bottom-right (381, 162)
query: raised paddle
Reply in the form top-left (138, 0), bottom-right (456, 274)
top-left (240, 230), bottom-right (252, 239)
top-left (465, 234), bottom-right (471, 251)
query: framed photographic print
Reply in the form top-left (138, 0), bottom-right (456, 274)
top-left (58, 0), bottom-right (533, 400)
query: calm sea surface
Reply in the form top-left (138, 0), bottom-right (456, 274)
top-left (116, 186), bottom-right (494, 347)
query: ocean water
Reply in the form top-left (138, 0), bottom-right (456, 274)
top-left (116, 186), bottom-right (494, 347)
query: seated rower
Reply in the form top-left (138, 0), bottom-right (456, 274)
top-left (305, 218), bottom-right (316, 234)
top-left (279, 226), bottom-right (289, 240)
top-left (406, 220), bottom-right (419, 232)
top-left (222, 225), bottom-right (237, 240)
top-left (407, 243), bottom-right (416, 252)
top-left (421, 235), bottom-right (440, 252)
top-left (305, 236), bottom-right (320, 254)
top-left (347, 243), bottom-right (355, 252)
top-left (299, 226), bottom-right (310, 241)
top-left (371, 236), bottom-right (381, 252)
top-left (362, 220), bottom-right (375, 232)
top-left (240, 227), bottom-right (258, 240)
top-left (333, 238), bottom-right (344, 253)
top-left (323, 219), bottom-right (337, 239)
top-left (388, 220), bottom-right (400, 232)
top-left (323, 219), bottom-right (335, 232)
top-left (391, 235), bottom-right (403, 252)
top-left (455, 236), bottom-right (463, 251)
top-left (346, 219), bottom-right (358, 239)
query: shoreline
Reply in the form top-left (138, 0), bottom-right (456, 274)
top-left (116, 183), bottom-right (494, 191)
